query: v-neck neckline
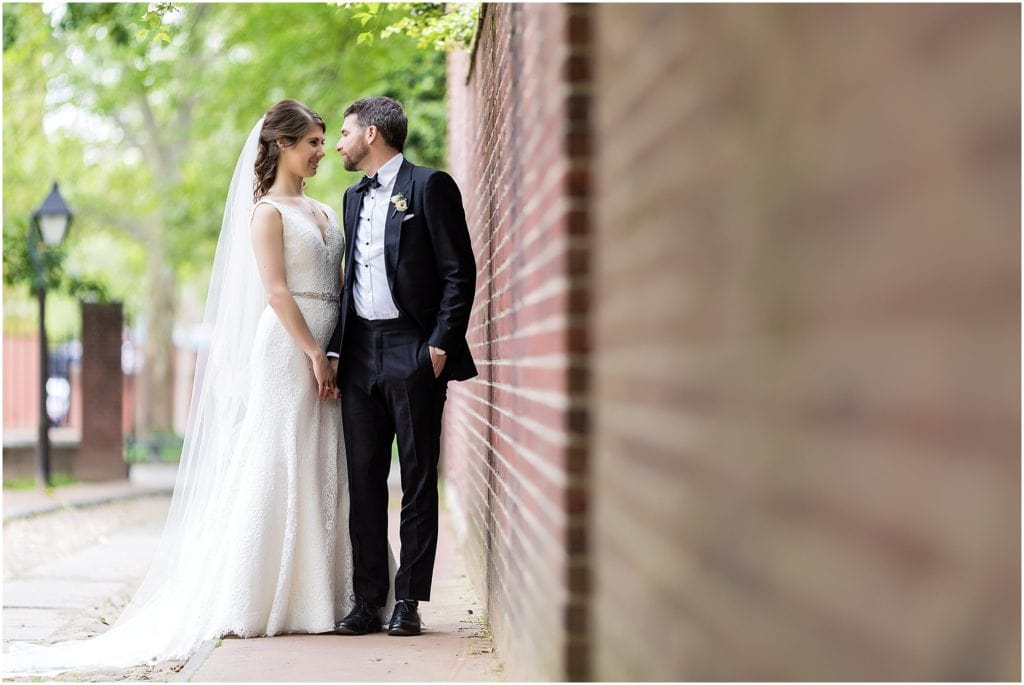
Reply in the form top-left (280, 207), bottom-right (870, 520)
top-left (306, 202), bottom-right (330, 246)
top-left (267, 198), bottom-right (330, 246)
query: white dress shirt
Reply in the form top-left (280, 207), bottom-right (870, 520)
top-left (352, 153), bottom-right (404, 320)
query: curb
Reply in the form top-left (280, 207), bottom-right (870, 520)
top-left (176, 638), bottom-right (217, 682)
top-left (2, 488), bottom-right (173, 524)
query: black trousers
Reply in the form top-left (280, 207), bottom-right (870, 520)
top-left (340, 314), bottom-right (448, 606)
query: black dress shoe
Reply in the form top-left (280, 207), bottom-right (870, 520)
top-left (388, 599), bottom-right (422, 636)
top-left (334, 597), bottom-right (382, 635)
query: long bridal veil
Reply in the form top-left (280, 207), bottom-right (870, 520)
top-left (4, 118), bottom-right (271, 675)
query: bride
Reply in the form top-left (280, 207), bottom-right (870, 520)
top-left (3, 99), bottom-right (386, 675)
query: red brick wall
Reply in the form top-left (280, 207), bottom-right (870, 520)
top-left (447, 2), bottom-right (1018, 680)
top-left (2, 334), bottom-right (83, 436)
top-left (76, 302), bottom-right (128, 481)
top-left (445, 3), bottom-right (591, 680)
top-left (589, 4), bottom-right (1020, 680)
top-left (2, 334), bottom-right (42, 431)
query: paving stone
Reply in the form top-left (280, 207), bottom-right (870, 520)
top-left (4, 579), bottom-right (124, 610)
top-left (2, 608), bottom-right (65, 641)
top-left (30, 527), bottom-right (161, 581)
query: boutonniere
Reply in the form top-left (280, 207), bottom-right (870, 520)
top-left (391, 193), bottom-right (408, 213)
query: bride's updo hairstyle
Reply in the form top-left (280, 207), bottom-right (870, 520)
top-left (254, 99), bottom-right (326, 202)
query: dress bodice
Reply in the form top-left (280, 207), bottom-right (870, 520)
top-left (255, 198), bottom-right (344, 298)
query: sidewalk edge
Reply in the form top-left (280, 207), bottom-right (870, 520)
top-left (2, 488), bottom-right (173, 525)
top-left (176, 638), bottom-right (217, 682)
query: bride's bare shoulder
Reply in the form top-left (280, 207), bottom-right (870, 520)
top-left (251, 201), bottom-right (284, 233)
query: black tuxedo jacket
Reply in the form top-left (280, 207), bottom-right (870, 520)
top-left (327, 158), bottom-right (478, 382)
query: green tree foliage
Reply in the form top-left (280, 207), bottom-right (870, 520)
top-left (2, 4), bottom-right (119, 339)
top-left (2, 2), bottom-right (448, 432)
top-left (346, 2), bottom-right (480, 51)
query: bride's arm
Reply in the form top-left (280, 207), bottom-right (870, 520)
top-left (251, 203), bottom-right (336, 399)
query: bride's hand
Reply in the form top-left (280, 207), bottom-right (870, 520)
top-left (309, 351), bottom-right (336, 400)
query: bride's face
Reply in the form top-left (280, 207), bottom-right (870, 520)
top-left (279, 124), bottom-right (326, 179)
top-left (336, 114), bottom-right (370, 173)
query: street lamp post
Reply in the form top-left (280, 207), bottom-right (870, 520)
top-left (29, 182), bottom-right (73, 488)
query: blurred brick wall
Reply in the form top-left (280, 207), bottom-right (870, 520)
top-left (2, 335), bottom-right (83, 435)
top-left (590, 3), bottom-right (1020, 680)
top-left (445, 3), bottom-right (591, 680)
top-left (76, 302), bottom-right (128, 481)
top-left (2, 335), bottom-right (41, 431)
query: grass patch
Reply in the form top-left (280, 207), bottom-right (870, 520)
top-left (124, 432), bottom-right (184, 464)
top-left (3, 472), bottom-right (76, 490)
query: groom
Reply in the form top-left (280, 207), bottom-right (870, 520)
top-left (326, 96), bottom-right (477, 636)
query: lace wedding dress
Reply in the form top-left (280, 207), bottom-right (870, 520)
top-left (3, 121), bottom-right (382, 677)
top-left (196, 196), bottom-right (353, 637)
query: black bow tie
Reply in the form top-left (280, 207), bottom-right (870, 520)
top-left (355, 174), bottom-right (382, 193)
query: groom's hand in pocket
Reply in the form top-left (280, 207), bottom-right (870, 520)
top-left (429, 346), bottom-right (447, 378)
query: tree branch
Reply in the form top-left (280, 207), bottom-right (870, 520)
top-left (110, 111), bottom-right (146, 155)
top-left (170, 4), bottom-right (211, 140)
top-left (135, 92), bottom-right (176, 183)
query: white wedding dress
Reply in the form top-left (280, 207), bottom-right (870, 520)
top-left (3, 122), bottom-right (383, 676)
top-left (196, 197), bottom-right (352, 638)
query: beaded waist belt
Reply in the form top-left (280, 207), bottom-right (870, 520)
top-left (291, 291), bottom-right (340, 303)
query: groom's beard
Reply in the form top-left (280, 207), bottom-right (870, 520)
top-left (343, 142), bottom-right (369, 172)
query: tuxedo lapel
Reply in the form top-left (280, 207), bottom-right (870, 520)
top-left (344, 187), bottom-right (361, 287)
top-left (384, 160), bottom-right (415, 292)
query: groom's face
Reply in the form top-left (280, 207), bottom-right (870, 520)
top-left (336, 114), bottom-right (370, 173)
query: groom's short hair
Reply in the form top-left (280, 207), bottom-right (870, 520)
top-left (346, 96), bottom-right (408, 152)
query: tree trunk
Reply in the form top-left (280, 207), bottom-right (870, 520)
top-left (137, 239), bottom-right (177, 438)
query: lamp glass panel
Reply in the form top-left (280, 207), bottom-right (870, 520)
top-left (38, 214), bottom-right (68, 245)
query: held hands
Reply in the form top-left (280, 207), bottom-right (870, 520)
top-left (329, 357), bottom-right (340, 399)
top-left (316, 349), bottom-right (442, 401)
top-left (309, 351), bottom-right (337, 400)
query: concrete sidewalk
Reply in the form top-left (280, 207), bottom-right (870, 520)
top-left (185, 491), bottom-right (502, 681)
top-left (3, 466), bottom-right (502, 681)
top-left (3, 513), bottom-right (170, 644)
top-left (3, 462), bottom-right (179, 664)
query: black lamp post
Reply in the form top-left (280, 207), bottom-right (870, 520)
top-left (29, 182), bottom-right (73, 488)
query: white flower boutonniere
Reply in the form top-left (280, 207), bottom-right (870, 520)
top-left (391, 193), bottom-right (408, 213)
